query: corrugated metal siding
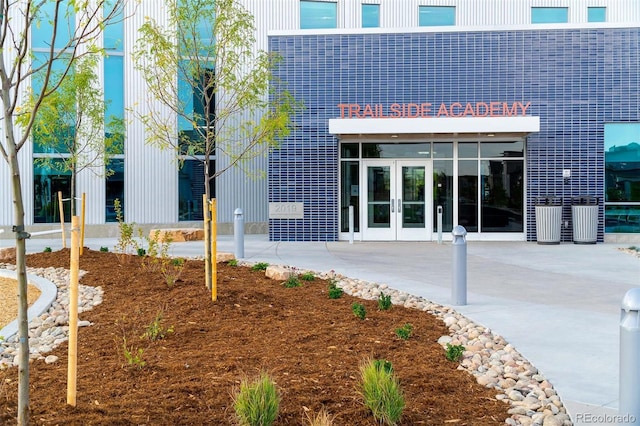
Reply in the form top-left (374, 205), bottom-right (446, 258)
top-left (124, 0), bottom-right (178, 223)
top-left (0, 3), bottom-right (33, 227)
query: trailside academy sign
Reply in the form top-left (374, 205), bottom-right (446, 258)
top-left (337, 102), bottom-right (531, 119)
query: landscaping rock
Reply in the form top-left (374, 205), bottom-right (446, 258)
top-left (148, 228), bottom-right (204, 242)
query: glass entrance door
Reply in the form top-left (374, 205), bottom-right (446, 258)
top-left (362, 160), bottom-right (432, 240)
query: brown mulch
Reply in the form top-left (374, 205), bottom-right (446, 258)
top-left (0, 249), bottom-right (510, 425)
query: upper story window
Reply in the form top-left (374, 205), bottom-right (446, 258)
top-left (531, 7), bottom-right (568, 24)
top-left (362, 4), bottom-right (380, 28)
top-left (419, 6), bottom-right (455, 26)
top-left (588, 7), bottom-right (606, 23)
top-left (300, 0), bottom-right (337, 29)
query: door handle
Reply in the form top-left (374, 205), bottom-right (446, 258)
top-left (391, 199), bottom-right (394, 213)
top-left (398, 199), bottom-right (402, 213)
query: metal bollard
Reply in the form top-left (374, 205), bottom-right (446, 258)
top-left (348, 205), bottom-right (354, 245)
top-left (234, 208), bottom-right (244, 259)
top-left (619, 288), bottom-right (640, 424)
top-left (437, 205), bottom-right (443, 244)
top-left (451, 225), bottom-right (467, 306)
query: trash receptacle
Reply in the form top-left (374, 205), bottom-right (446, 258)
top-left (535, 196), bottom-right (562, 244)
top-left (572, 196), bottom-right (598, 244)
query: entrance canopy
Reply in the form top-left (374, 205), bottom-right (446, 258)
top-left (328, 116), bottom-right (540, 137)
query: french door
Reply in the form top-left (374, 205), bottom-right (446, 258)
top-left (362, 160), bottom-right (432, 240)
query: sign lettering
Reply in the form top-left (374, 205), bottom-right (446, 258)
top-left (336, 102), bottom-right (531, 119)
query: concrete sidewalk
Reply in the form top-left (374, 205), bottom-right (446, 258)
top-left (9, 235), bottom-right (640, 425)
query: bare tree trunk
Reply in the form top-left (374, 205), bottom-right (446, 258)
top-left (9, 145), bottom-right (30, 426)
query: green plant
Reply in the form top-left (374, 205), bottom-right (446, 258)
top-left (629, 245), bottom-right (638, 252)
top-left (352, 303), bottom-right (366, 320)
top-left (99, 246), bottom-right (109, 252)
top-left (43, 247), bottom-right (52, 253)
top-left (251, 262), bottom-right (269, 271)
top-left (327, 280), bottom-right (343, 299)
top-left (141, 311), bottom-right (174, 341)
top-left (377, 293), bottom-right (392, 311)
top-left (299, 272), bottom-right (315, 281)
top-left (233, 372), bottom-right (280, 426)
top-left (445, 343), bottom-right (465, 362)
top-left (113, 198), bottom-right (139, 263)
top-left (304, 407), bottom-right (334, 426)
top-left (394, 323), bottom-right (413, 340)
top-left (162, 257), bottom-right (185, 288)
top-left (228, 259), bottom-right (238, 267)
top-left (282, 275), bottom-right (302, 288)
top-left (137, 247), bottom-right (146, 257)
top-left (359, 358), bottom-right (404, 425)
top-left (122, 337), bottom-right (146, 369)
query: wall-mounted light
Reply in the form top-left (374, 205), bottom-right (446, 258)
top-left (487, 133), bottom-right (495, 137)
top-left (390, 134), bottom-right (398, 138)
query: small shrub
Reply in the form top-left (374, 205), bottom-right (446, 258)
top-left (228, 259), bottom-right (238, 267)
top-left (352, 303), bottom-right (366, 320)
top-left (43, 247), bottom-right (52, 253)
top-left (304, 407), bottom-right (334, 426)
top-left (299, 272), bottom-right (315, 281)
top-left (445, 343), bottom-right (465, 362)
top-left (377, 293), bottom-right (392, 311)
top-left (251, 262), bottom-right (269, 271)
top-left (359, 358), bottom-right (404, 425)
top-left (141, 311), bottom-right (174, 341)
top-left (162, 257), bottom-right (185, 287)
top-left (629, 245), bottom-right (638, 252)
top-left (233, 372), bottom-right (280, 426)
top-left (327, 280), bottom-right (343, 299)
top-left (394, 323), bottom-right (413, 340)
top-left (282, 276), bottom-right (302, 288)
top-left (137, 247), bottom-right (146, 257)
top-left (113, 199), bottom-right (140, 263)
top-left (122, 337), bottom-right (146, 369)
top-left (99, 246), bottom-right (109, 252)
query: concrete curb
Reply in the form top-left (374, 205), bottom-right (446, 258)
top-left (0, 269), bottom-right (58, 341)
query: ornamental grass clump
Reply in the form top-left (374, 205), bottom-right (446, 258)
top-left (233, 372), bottom-right (280, 426)
top-left (359, 358), bottom-right (405, 425)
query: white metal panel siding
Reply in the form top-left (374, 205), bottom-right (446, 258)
top-left (124, 0), bottom-right (178, 223)
top-left (0, 3), bottom-right (33, 227)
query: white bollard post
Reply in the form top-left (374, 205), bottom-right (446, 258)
top-left (619, 288), bottom-right (640, 425)
top-left (452, 225), bottom-right (467, 306)
top-left (437, 205), bottom-right (443, 244)
top-left (348, 205), bottom-right (354, 245)
top-left (234, 208), bottom-right (244, 259)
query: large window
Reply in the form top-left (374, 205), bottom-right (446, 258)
top-left (300, 1), bottom-right (337, 29)
top-left (531, 7), bottom-right (568, 24)
top-left (419, 6), bottom-right (455, 26)
top-left (605, 123), bottom-right (640, 233)
top-left (362, 4), bottom-right (380, 28)
top-left (31, 4), bottom-right (75, 223)
top-left (104, 1), bottom-right (125, 221)
top-left (588, 7), bottom-right (606, 23)
top-left (179, 160), bottom-right (215, 221)
top-left (34, 160), bottom-right (71, 223)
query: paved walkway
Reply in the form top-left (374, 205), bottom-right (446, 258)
top-left (7, 235), bottom-right (640, 426)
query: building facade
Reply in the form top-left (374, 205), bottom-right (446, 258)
top-left (1, 0), bottom-right (639, 243)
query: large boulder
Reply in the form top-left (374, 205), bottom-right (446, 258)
top-left (148, 229), bottom-right (204, 242)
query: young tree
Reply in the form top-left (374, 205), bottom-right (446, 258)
top-left (133, 0), bottom-right (298, 291)
top-left (0, 2), bottom-right (128, 424)
top-left (21, 55), bottom-right (124, 217)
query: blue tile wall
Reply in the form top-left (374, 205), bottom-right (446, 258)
top-left (269, 28), bottom-right (640, 242)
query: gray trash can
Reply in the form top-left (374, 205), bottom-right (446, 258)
top-left (535, 196), bottom-right (562, 244)
top-left (572, 196), bottom-right (598, 244)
